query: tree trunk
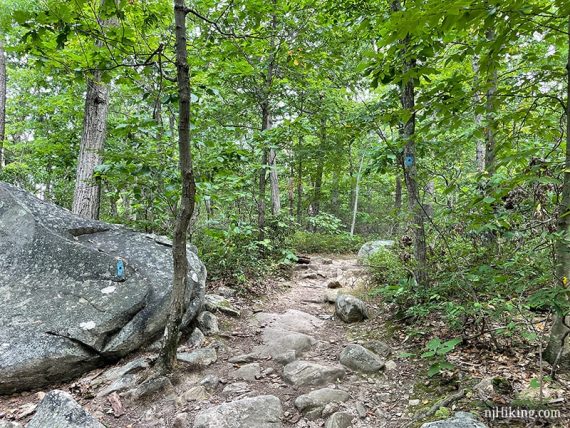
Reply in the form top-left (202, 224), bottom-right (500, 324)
top-left (545, 16), bottom-right (570, 372)
top-left (0, 40), bottom-right (6, 171)
top-left (424, 180), bottom-right (434, 218)
top-left (350, 152), bottom-right (365, 236)
top-left (158, 0), bottom-right (197, 374)
top-left (472, 56), bottom-right (485, 172)
top-left (288, 160), bottom-right (294, 218)
top-left (392, 0), bottom-right (427, 286)
top-left (395, 175), bottom-right (402, 212)
top-left (484, 28), bottom-right (497, 176)
top-left (296, 143), bottom-right (303, 225)
top-left (312, 121), bottom-right (326, 220)
top-left (257, 103), bottom-right (270, 239)
top-left (269, 146), bottom-right (280, 216)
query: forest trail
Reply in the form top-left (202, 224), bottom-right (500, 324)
top-left (0, 255), bottom-right (425, 427)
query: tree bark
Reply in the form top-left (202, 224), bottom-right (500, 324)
top-left (0, 40), bottom-right (6, 171)
top-left (296, 138), bottom-right (303, 225)
top-left (472, 56), bottom-right (485, 172)
top-left (484, 28), bottom-right (497, 176)
top-left (312, 120), bottom-right (326, 220)
top-left (545, 16), bottom-right (570, 372)
top-left (350, 152), bottom-right (365, 236)
top-left (269, 146), bottom-right (280, 216)
top-left (392, 0), bottom-right (427, 286)
top-left (158, 0), bottom-right (197, 374)
top-left (257, 103), bottom-right (270, 239)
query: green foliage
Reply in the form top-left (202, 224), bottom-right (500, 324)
top-left (288, 231), bottom-right (364, 254)
top-left (420, 337), bottom-right (462, 377)
top-left (367, 248), bottom-right (406, 286)
top-left (307, 212), bottom-right (344, 234)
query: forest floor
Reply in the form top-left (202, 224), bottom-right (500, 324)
top-left (1, 254), bottom-right (569, 427)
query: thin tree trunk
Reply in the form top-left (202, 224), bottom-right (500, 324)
top-left (393, 174), bottom-right (402, 235)
top-left (312, 121), bottom-right (326, 220)
top-left (158, 0), bottom-right (197, 374)
top-left (296, 143), bottom-right (303, 224)
top-left (392, 0), bottom-right (427, 286)
top-left (257, 103), bottom-right (270, 239)
top-left (545, 16), bottom-right (570, 372)
top-left (269, 146), bottom-right (280, 216)
top-left (424, 180), bottom-right (434, 218)
top-left (484, 28), bottom-right (497, 176)
top-left (350, 152), bottom-right (365, 236)
top-left (0, 40), bottom-right (6, 171)
top-left (473, 56), bottom-right (485, 172)
top-left (288, 159), bottom-right (294, 218)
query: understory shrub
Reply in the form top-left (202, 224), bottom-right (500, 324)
top-left (288, 231), bottom-right (365, 254)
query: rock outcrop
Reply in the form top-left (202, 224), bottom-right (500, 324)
top-left (0, 182), bottom-right (206, 393)
top-left (193, 395), bottom-right (283, 428)
top-left (27, 390), bottom-right (104, 428)
top-left (357, 240), bottom-right (394, 261)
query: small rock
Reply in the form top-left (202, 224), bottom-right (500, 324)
top-left (335, 295), bottom-right (369, 323)
top-left (322, 258), bottom-right (333, 265)
top-left (0, 422), bottom-right (23, 428)
top-left (233, 363), bottom-right (261, 381)
top-left (384, 360), bottom-right (397, 371)
top-left (172, 412), bottom-right (189, 428)
top-left (27, 390), bottom-right (104, 428)
top-left (325, 412), bottom-right (353, 428)
top-left (127, 376), bottom-right (173, 401)
top-left (283, 361), bottom-right (345, 386)
top-left (409, 399), bottom-right (420, 406)
top-left (356, 401), bottom-right (367, 418)
top-left (188, 328), bottom-right (206, 348)
top-left (183, 385), bottom-right (209, 402)
top-left (340, 344), bottom-right (384, 373)
top-left (362, 340), bottom-right (392, 358)
top-left (327, 280), bottom-right (342, 289)
top-left (294, 388), bottom-right (350, 416)
top-left (204, 294), bottom-right (241, 317)
top-left (222, 382), bottom-right (250, 396)
top-left (177, 348), bottom-right (217, 368)
top-left (197, 311), bottom-right (219, 336)
top-left (274, 350), bottom-right (296, 365)
top-left (216, 286), bottom-right (236, 298)
top-left (229, 353), bottom-right (259, 364)
top-left (420, 412), bottom-right (488, 428)
top-left (200, 374), bottom-right (220, 392)
top-left (193, 395), bottom-right (282, 427)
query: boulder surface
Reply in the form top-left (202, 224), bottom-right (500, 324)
top-left (0, 182), bottom-right (206, 393)
top-left (193, 395), bottom-right (283, 427)
top-left (27, 390), bottom-right (104, 428)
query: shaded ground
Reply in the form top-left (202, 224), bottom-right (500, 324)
top-left (1, 254), bottom-right (569, 427)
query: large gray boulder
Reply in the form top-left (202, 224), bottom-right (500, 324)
top-left (27, 390), bottom-right (104, 428)
top-left (335, 295), bottom-right (369, 323)
top-left (193, 395), bottom-right (282, 428)
top-left (0, 182), bottom-right (206, 394)
top-left (357, 240), bottom-right (394, 261)
top-left (339, 344), bottom-right (385, 373)
top-left (283, 361), bottom-right (345, 386)
top-left (420, 412), bottom-right (488, 428)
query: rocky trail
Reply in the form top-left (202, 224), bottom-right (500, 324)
top-left (0, 254), bottom-right (488, 428)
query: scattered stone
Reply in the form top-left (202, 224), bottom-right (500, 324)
top-left (256, 309), bottom-right (324, 335)
top-left (322, 258), bottom-right (333, 265)
top-left (420, 412), bottom-right (488, 428)
top-left (173, 413), bottom-right (189, 428)
top-left (259, 331), bottom-right (315, 358)
top-left (302, 272), bottom-right (319, 280)
top-left (0, 422), bottom-right (23, 428)
top-left (294, 388), bottom-right (350, 417)
top-left (274, 350), bottom-right (297, 365)
top-left (126, 376), bottom-right (173, 400)
top-left (473, 377), bottom-right (494, 402)
top-left (197, 311), bottom-right (219, 336)
top-left (193, 395), bottom-right (282, 428)
top-left (204, 294), bottom-right (241, 317)
top-left (409, 399), bottom-right (420, 406)
top-left (362, 340), bottom-right (392, 358)
top-left (233, 363), bottom-right (262, 381)
top-left (222, 382), bottom-right (251, 396)
top-left (183, 385), bottom-right (209, 402)
top-left (96, 373), bottom-right (139, 398)
top-left (335, 295), bottom-right (369, 323)
top-left (188, 328), bottom-right (206, 348)
top-left (0, 184), bottom-right (206, 394)
top-left (340, 344), bottom-right (384, 373)
top-left (177, 348), bottom-right (218, 368)
top-left (229, 353), bottom-right (259, 364)
top-left (283, 361), bottom-right (345, 386)
top-left (384, 360), bottom-right (397, 371)
top-left (216, 286), bottom-right (236, 298)
top-left (262, 367), bottom-right (275, 376)
top-left (357, 240), bottom-right (394, 261)
top-left (327, 280), bottom-right (342, 289)
top-left (355, 402), bottom-right (367, 418)
top-left (200, 374), bottom-right (220, 392)
top-left (325, 412), bottom-right (353, 428)
top-left (27, 390), bottom-right (104, 428)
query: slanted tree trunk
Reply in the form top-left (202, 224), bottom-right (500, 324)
top-left (158, 0), bottom-right (197, 374)
top-left (484, 28), bottom-right (498, 177)
top-left (0, 40), bottom-right (6, 171)
top-left (472, 57), bottom-right (485, 172)
top-left (350, 152), bottom-right (365, 236)
top-left (545, 16), bottom-right (570, 373)
top-left (392, 0), bottom-right (427, 286)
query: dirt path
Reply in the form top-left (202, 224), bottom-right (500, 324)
top-left (0, 254), bottom-right (422, 428)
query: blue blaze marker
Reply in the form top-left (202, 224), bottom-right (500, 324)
top-left (404, 154), bottom-right (414, 168)
top-left (116, 258), bottom-right (125, 280)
